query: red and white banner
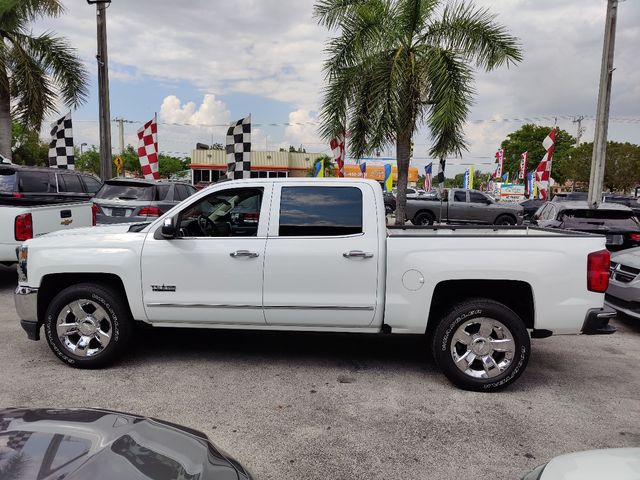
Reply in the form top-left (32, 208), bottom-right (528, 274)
top-left (534, 129), bottom-right (556, 200)
top-left (137, 117), bottom-right (160, 180)
top-left (518, 151), bottom-right (528, 180)
top-left (494, 148), bottom-right (504, 178)
top-left (330, 134), bottom-right (345, 177)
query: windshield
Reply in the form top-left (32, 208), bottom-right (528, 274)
top-left (560, 209), bottom-right (640, 229)
top-left (0, 169), bottom-right (16, 193)
top-left (96, 182), bottom-right (154, 201)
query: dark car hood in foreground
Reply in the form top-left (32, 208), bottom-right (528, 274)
top-left (0, 408), bottom-right (250, 480)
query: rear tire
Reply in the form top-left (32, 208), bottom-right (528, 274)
top-left (44, 283), bottom-right (132, 368)
top-left (413, 211), bottom-right (435, 225)
top-left (431, 299), bottom-right (530, 392)
top-left (494, 215), bottom-right (516, 225)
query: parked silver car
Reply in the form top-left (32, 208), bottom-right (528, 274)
top-left (605, 246), bottom-right (640, 320)
top-left (94, 179), bottom-right (196, 224)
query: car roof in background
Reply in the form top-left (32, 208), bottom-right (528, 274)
top-left (0, 164), bottom-right (98, 178)
top-left (553, 201), bottom-right (632, 211)
top-left (105, 178), bottom-right (190, 185)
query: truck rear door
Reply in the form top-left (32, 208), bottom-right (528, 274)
top-left (263, 182), bottom-right (379, 327)
top-left (448, 190), bottom-right (468, 222)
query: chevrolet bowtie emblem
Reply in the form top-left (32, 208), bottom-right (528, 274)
top-left (60, 219), bottom-right (73, 226)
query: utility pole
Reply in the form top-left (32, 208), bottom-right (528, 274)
top-left (588, 0), bottom-right (618, 207)
top-left (117, 117), bottom-right (125, 154)
top-left (90, 0), bottom-right (113, 180)
top-left (573, 115), bottom-right (585, 146)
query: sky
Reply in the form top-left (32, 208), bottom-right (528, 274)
top-left (34, 0), bottom-right (640, 176)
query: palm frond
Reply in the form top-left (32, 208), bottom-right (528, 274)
top-left (6, 34), bottom-right (56, 130)
top-left (14, 31), bottom-right (89, 108)
top-left (314, 0), bottom-right (380, 30)
top-left (0, 0), bottom-right (64, 23)
top-left (398, 0), bottom-right (439, 41)
top-left (424, 1), bottom-right (523, 69)
top-left (420, 46), bottom-right (473, 157)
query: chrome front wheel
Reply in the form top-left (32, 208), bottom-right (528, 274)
top-left (56, 299), bottom-right (113, 357)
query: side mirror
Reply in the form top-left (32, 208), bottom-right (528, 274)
top-left (161, 217), bottom-right (177, 239)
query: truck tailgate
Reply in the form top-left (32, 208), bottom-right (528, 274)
top-left (30, 202), bottom-right (94, 237)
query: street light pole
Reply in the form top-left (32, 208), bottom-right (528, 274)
top-left (587, 0), bottom-right (618, 207)
top-left (90, 0), bottom-right (113, 181)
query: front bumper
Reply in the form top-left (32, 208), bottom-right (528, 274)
top-left (581, 306), bottom-right (617, 335)
top-left (14, 286), bottom-right (40, 340)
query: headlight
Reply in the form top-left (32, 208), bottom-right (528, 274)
top-left (17, 245), bottom-right (28, 282)
top-left (521, 463), bottom-right (547, 480)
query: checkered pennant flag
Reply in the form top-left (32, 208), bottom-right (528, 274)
top-left (225, 115), bottom-right (251, 179)
top-left (48, 113), bottom-right (75, 169)
top-left (7, 431), bottom-right (32, 451)
top-left (137, 116), bottom-right (160, 180)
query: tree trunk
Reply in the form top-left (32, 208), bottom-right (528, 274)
top-left (394, 130), bottom-right (411, 226)
top-left (0, 66), bottom-right (12, 161)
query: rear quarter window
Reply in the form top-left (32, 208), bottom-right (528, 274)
top-left (19, 171), bottom-right (55, 193)
top-left (0, 169), bottom-right (16, 192)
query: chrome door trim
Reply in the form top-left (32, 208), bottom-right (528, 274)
top-left (146, 303), bottom-right (262, 309)
top-left (146, 303), bottom-right (374, 311)
top-left (264, 305), bottom-right (374, 311)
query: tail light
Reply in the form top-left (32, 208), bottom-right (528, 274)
top-left (587, 249), bottom-right (610, 293)
top-left (12, 192), bottom-right (23, 199)
top-left (15, 213), bottom-right (33, 241)
top-left (139, 206), bottom-right (163, 217)
top-left (91, 203), bottom-right (99, 226)
top-left (629, 233), bottom-right (640, 242)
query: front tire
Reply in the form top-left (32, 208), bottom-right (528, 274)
top-left (44, 283), bottom-right (132, 368)
top-left (431, 299), bottom-right (530, 392)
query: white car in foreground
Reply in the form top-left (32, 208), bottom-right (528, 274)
top-left (522, 448), bottom-right (640, 479)
top-left (15, 179), bottom-right (616, 391)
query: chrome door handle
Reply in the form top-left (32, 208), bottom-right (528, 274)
top-left (343, 250), bottom-right (373, 259)
top-left (230, 250), bottom-right (259, 258)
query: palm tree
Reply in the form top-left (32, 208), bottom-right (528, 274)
top-left (314, 0), bottom-right (522, 224)
top-left (0, 0), bottom-right (88, 159)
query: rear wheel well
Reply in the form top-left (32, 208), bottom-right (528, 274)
top-left (37, 273), bottom-right (130, 324)
top-left (426, 280), bottom-right (534, 336)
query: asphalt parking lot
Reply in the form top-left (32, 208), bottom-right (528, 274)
top-left (1, 265), bottom-right (639, 480)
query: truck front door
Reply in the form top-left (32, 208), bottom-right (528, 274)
top-left (140, 184), bottom-right (271, 326)
top-left (263, 183), bottom-right (379, 327)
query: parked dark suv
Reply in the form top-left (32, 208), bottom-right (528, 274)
top-left (94, 178), bottom-right (197, 224)
top-left (0, 164), bottom-right (102, 205)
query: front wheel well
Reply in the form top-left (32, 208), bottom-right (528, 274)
top-left (37, 273), bottom-right (131, 325)
top-left (426, 280), bottom-right (534, 336)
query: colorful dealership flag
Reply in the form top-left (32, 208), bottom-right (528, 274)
top-left (225, 115), bottom-right (252, 179)
top-left (383, 163), bottom-right (392, 191)
top-left (424, 163), bottom-right (432, 191)
top-left (535, 129), bottom-right (556, 200)
top-left (463, 170), bottom-right (470, 189)
top-left (502, 172), bottom-right (509, 182)
top-left (360, 162), bottom-right (367, 178)
top-left (49, 112), bottom-right (75, 170)
top-left (137, 115), bottom-right (160, 180)
top-left (494, 148), bottom-right (505, 178)
top-left (469, 165), bottom-right (474, 189)
top-left (519, 151), bottom-right (528, 180)
top-left (330, 133), bottom-right (345, 177)
top-left (314, 158), bottom-right (324, 177)
top-left (525, 171), bottom-right (533, 197)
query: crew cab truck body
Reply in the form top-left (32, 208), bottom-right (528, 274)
top-left (0, 202), bottom-right (95, 264)
top-left (14, 179), bottom-right (615, 391)
top-left (406, 188), bottom-right (524, 226)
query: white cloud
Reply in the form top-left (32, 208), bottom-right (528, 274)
top-left (159, 94), bottom-right (230, 126)
top-left (284, 109), bottom-right (322, 148)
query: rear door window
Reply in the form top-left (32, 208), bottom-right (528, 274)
top-left (19, 171), bottom-right (55, 192)
top-left (95, 182), bottom-right (154, 200)
top-left (278, 186), bottom-right (362, 236)
top-left (58, 174), bottom-right (83, 193)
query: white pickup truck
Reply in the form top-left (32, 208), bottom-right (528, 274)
top-left (14, 178), bottom-right (616, 391)
top-left (0, 202), bottom-right (95, 265)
